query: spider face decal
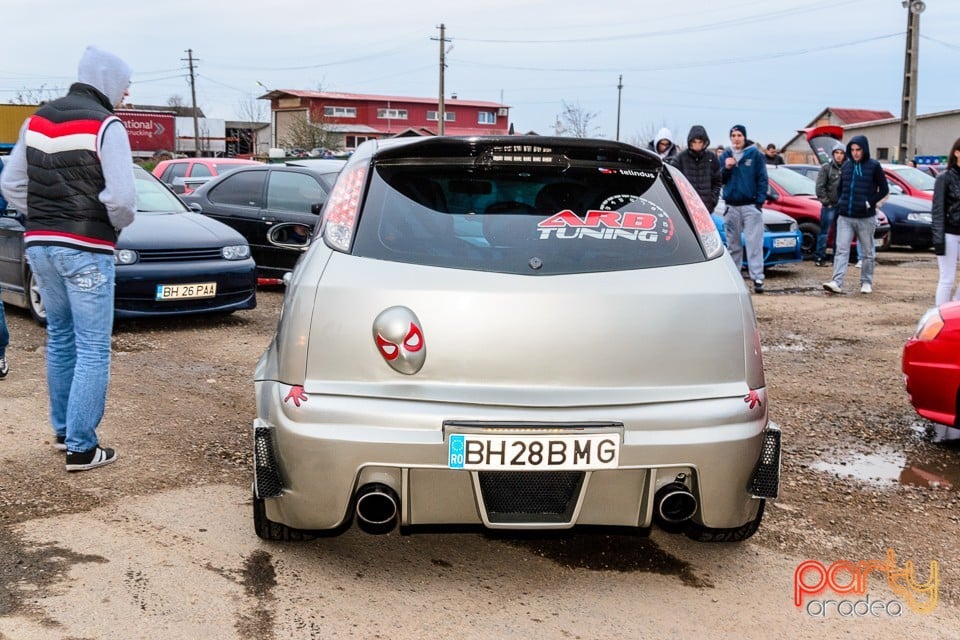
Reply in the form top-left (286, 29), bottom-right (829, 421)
top-left (373, 306), bottom-right (426, 374)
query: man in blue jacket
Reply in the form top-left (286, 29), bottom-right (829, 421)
top-left (822, 135), bottom-right (888, 295)
top-left (720, 125), bottom-right (768, 293)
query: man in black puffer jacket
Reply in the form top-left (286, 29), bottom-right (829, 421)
top-left (822, 134), bottom-right (888, 295)
top-left (668, 125), bottom-right (721, 213)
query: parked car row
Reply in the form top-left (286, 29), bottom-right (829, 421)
top-left (783, 164), bottom-right (932, 250)
top-left (153, 157), bottom-right (260, 195)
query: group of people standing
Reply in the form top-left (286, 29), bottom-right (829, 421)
top-left (655, 124), bottom-right (770, 293)
top-left (656, 125), bottom-right (891, 296)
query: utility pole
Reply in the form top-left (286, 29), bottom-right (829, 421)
top-left (183, 49), bottom-right (201, 157)
top-left (616, 74), bottom-right (623, 142)
top-left (898, 1), bottom-right (925, 163)
top-left (432, 24), bottom-right (449, 135)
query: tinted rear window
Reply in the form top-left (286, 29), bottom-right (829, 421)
top-left (351, 159), bottom-right (704, 275)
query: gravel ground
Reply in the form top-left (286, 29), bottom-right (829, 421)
top-left (1, 249), bottom-right (958, 636)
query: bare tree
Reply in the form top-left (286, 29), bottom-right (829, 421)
top-left (167, 95), bottom-right (186, 109)
top-left (236, 94), bottom-right (270, 156)
top-left (556, 101), bottom-right (600, 138)
top-left (279, 111), bottom-right (337, 152)
top-left (11, 84), bottom-right (61, 105)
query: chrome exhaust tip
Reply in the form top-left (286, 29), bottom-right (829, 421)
top-left (355, 483), bottom-right (399, 534)
top-left (654, 482), bottom-right (698, 525)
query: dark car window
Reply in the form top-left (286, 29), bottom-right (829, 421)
top-left (161, 162), bottom-right (188, 183)
top-left (191, 163), bottom-right (213, 178)
top-left (208, 170), bottom-right (266, 207)
top-left (266, 171), bottom-right (327, 213)
top-left (351, 160), bottom-right (703, 275)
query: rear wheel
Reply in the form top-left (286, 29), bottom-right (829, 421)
top-left (685, 500), bottom-right (765, 543)
top-left (26, 269), bottom-right (47, 326)
top-left (253, 495), bottom-right (315, 541)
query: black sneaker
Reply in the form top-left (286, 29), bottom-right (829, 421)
top-left (814, 258), bottom-right (825, 267)
top-left (753, 280), bottom-right (764, 294)
top-left (54, 435), bottom-right (67, 451)
top-left (0, 356), bottom-right (7, 379)
top-left (65, 446), bottom-right (117, 472)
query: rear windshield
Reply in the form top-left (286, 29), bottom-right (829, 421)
top-left (351, 159), bottom-right (704, 275)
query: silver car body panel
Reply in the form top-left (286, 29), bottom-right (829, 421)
top-left (255, 233), bottom-right (769, 531)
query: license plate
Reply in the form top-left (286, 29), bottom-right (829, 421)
top-left (155, 282), bottom-right (217, 300)
top-left (773, 237), bottom-right (797, 248)
top-left (448, 433), bottom-right (620, 471)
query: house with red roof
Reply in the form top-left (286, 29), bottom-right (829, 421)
top-left (258, 89), bottom-right (511, 152)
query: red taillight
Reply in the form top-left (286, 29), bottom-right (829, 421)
top-left (323, 165), bottom-right (367, 251)
top-left (669, 167), bottom-right (723, 259)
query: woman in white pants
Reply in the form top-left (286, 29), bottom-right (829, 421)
top-left (932, 138), bottom-right (960, 306)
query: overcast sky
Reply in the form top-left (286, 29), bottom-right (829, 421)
top-left (2, 0), bottom-right (957, 149)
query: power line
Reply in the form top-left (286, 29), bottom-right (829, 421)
top-left (455, 0), bottom-right (858, 44)
top-left (449, 32), bottom-right (901, 74)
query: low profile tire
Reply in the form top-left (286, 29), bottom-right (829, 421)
top-left (685, 500), bottom-right (765, 543)
top-left (253, 496), bottom-right (315, 542)
top-left (26, 269), bottom-right (47, 326)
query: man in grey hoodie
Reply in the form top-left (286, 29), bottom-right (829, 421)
top-left (1, 46), bottom-right (135, 471)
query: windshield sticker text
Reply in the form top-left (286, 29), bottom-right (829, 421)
top-left (537, 208), bottom-right (674, 242)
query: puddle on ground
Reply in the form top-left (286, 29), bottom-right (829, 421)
top-left (811, 431), bottom-right (960, 490)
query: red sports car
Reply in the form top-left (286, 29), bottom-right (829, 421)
top-left (903, 303), bottom-right (960, 427)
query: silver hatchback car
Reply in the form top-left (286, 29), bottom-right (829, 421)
top-left (253, 136), bottom-right (780, 542)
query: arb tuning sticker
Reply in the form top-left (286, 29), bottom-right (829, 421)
top-left (537, 198), bottom-right (674, 243)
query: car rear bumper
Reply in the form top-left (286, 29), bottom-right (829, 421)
top-left (253, 382), bottom-right (776, 532)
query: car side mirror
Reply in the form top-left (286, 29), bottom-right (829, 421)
top-left (188, 203), bottom-right (203, 213)
top-left (766, 189), bottom-right (779, 202)
top-left (267, 222), bottom-right (312, 250)
top-left (888, 183), bottom-right (904, 195)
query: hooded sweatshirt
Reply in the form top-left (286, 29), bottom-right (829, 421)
top-left (668, 125), bottom-right (721, 212)
top-left (719, 139), bottom-right (768, 207)
top-left (647, 127), bottom-right (678, 160)
top-left (0, 46), bottom-right (136, 253)
top-left (836, 134), bottom-right (888, 218)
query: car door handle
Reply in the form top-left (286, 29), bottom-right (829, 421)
top-left (260, 217), bottom-right (278, 224)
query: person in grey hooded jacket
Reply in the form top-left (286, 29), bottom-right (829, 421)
top-left (648, 127), bottom-right (679, 160)
top-left (0, 46), bottom-right (135, 471)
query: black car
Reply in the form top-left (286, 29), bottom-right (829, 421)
top-left (783, 164), bottom-right (932, 250)
top-left (0, 166), bottom-right (257, 324)
top-left (181, 160), bottom-right (345, 280)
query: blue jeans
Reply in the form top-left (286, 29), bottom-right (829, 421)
top-left (815, 206), bottom-right (836, 261)
top-left (831, 216), bottom-right (876, 288)
top-left (26, 246), bottom-right (115, 453)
